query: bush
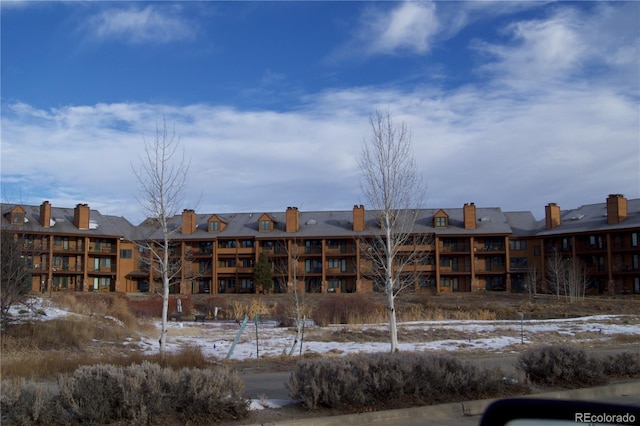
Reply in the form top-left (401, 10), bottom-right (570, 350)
top-left (312, 295), bottom-right (383, 327)
top-left (1, 379), bottom-right (67, 425)
top-left (603, 352), bottom-right (640, 378)
top-left (288, 352), bottom-right (528, 410)
top-left (517, 345), bottom-right (607, 387)
top-left (2, 362), bottom-right (248, 425)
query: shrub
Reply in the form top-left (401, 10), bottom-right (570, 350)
top-left (53, 362), bottom-right (248, 424)
top-left (517, 345), bottom-right (607, 387)
top-left (0, 379), bottom-right (66, 425)
top-left (172, 366), bottom-right (248, 422)
top-left (312, 295), bottom-right (383, 327)
top-left (288, 352), bottom-right (528, 410)
top-left (603, 352), bottom-right (640, 378)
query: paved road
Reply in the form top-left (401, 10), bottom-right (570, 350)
top-left (239, 347), bottom-right (640, 426)
top-left (240, 353), bottom-right (521, 400)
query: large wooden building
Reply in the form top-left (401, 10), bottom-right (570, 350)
top-left (2, 194), bottom-right (638, 296)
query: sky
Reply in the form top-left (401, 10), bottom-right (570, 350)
top-left (1, 1), bottom-right (639, 225)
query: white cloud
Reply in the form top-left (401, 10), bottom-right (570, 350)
top-left (83, 5), bottom-right (196, 44)
top-left (2, 4), bottom-right (637, 223)
top-left (333, 2), bottom-right (440, 59)
top-left (473, 3), bottom-right (639, 94)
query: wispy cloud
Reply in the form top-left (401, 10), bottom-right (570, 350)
top-left (82, 5), bottom-right (197, 44)
top-left (2, 3), bottom-right (637, 223)
top-left (473, 3), bottom-right (639, 93)
top-left (332, 2), bottom-right (439, 60)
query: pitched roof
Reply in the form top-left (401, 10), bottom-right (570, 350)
top-left (0, 203), bottom-right (136, 239)
top-left (536, 198), bottom-right (640, 236)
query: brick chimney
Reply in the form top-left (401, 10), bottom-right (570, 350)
top-left (606, 194), bottom-right (628, 224)
top-left (463, 203), bottom-right (476, 230)
top-left (40, 201), bottom-right (51, 228)
top-left (545, 203), bottom-right (561, 230)
top-left (286, 207), bottom-right (299, 233)
top-left (181, 209), bottom-right (197, 235)
top-left (74, 203), bottom-right (90, 230)
top-left (353, 205), bottom-right (365, 232)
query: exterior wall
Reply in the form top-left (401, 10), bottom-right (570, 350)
top-left (4, 197), bottom-right (639, 297)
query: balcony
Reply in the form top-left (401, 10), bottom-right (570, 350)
top-left (23, 243), bottom-right (49, 252)
top-left (90, 266), bottom-right (116, 273)
top-left (439, 244), bottom-right (470, 253)
top-left (475, 244), bottom-right (505, 253)
top-left (90, 247), bottom-right (117, 254)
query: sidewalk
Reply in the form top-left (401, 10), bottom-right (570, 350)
top-left (250, 381), bottom-right (640, 426)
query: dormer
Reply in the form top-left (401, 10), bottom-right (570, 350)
top-left (207, 214), bottom-right (226, 233)
top-left (433, 209), bottom-right (449, 228)
top-left (258, 213), bottom-right (275, 232)
top-left (5, 205), bottom-right (27, 226)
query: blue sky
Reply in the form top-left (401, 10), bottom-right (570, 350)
top-left (1, 1), bottom-right (639, 224)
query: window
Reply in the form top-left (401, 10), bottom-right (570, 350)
top-left (633, 255), bottom-right (639, 270)
top-left (209, 221), bottom-right (219, 232)
top-left (241, 279), bottom-right (253, 289)
top-left (441, 277), bottom-right (458, 288)
top-left (510, 257), bottom-right (528, 269)
top-left (218, 240), bottom-right (236, 249)
top-left (120, 249), bottom-right (132, 259)
top-left (304, 240), bottom-right (322, 254)
top-left (93, 277), bottom-right (110, 290)
top-left (328, 279), bottom-right (343, 291)
top-left (632, 233), bottom-right (638, 248)
top-left (11, 212), bottom-right (24, 225)
top-left (241, 240), bottom-right (254, 248)
top-left (305, 259), bottom-right (322, 273)
top-left (262, 240), bottom-right (274, 250)
top-left (328, 258), bottom-right (339, 269)
top-left (534, 245), bottom-right (541, 256)
top-left (260, 220), bottom-right (271, 231)
top-left (94, 257), bottom-right (111, 270)
top-left (435, 216), bottom-right (447, 228)
top-left (509, 240), bottom-right (527, 251)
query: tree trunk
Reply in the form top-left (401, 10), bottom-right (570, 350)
top-left (160, 235), bottom-right (170, 355)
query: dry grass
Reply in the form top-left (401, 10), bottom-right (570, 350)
top-left (2, 292), bottom-right (637, 382)
top-left (1, 344), bottom-right (215, 381)
top-left (229, 298), bottom-right (272, 320)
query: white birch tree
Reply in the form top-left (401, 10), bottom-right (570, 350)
top-left (358, 110), bottom-right (428, 353)
top-left (133, 117), bottom-right (190, 355)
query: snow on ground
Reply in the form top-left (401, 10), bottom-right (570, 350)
top-left (6, 297), bottom-right (639, 410)
top-left (132, 314), bottom-right (640, 361)
top-left (8, 298), bottom-right (639, 360)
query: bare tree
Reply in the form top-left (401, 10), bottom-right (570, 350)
top-left (271, 238), bottom-right (314, 356)
top-left (358, 110), bottom-right (428, 352)
top-left (524, 266), bottom-right (539, 300)
top-left (566, 258), bottom-right (588, 303)
top-left (545, 250), bottom-right (588, 303)
top-left (132, 117), bottom-right (190, 355)
top-left (545, 249), bottom-right (564, 300)
top-left (1, 231), bottom-right (32, 321)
